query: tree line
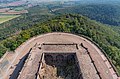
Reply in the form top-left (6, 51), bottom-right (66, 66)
top-left (0, 14), bottom-right (120, 74)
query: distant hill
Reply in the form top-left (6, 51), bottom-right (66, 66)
top-left (53, 4), bottom-right (120, 26)
top-left (0, 0), bottom-right (19, 3)
top-left (0, 14), bottom-right (120, 74)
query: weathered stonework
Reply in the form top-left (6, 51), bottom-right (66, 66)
top-left (0, 32), bottom-right (119, 79)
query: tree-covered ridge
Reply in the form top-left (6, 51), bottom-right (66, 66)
top-left (0, 14), bottom-right (120, 74)
top-left (53, 4), bottom-right (120, 26)
top-left (111, 26), bottom-right (120, 34)
top-left (0, 6), bottom-right (54, 41)
top-left (1, 3), bottom-right (120, 42)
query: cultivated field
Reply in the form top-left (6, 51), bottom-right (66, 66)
top-left (0, 15), bottom-right (20, 24)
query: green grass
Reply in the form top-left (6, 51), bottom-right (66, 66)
top-left (0, 15), bottom-right (20, 24)
top-left (14, 7), bottom-right (25, 11)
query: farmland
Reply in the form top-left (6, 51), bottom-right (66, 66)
top-left (0, 15), bottom-right (20, 24)
top-left (0, 1), bottom-right (29, 24)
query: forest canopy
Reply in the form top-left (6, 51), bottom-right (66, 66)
top-left (0, 14), bottom-right (120, 74)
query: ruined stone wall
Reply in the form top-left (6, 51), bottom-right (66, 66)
top-left (0, 52), bottom-right (15, 79)
top-left (38, 53), bottom-right (81, 79)
top-left (44, 53), bottom-right (76, 66)
top-left (0, 32), bottom-right (119, 79)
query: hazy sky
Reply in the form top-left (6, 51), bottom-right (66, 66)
top-left (21, 0), bottom-right (120, 4)
top-left (24, 0), bottom-right (119, 1)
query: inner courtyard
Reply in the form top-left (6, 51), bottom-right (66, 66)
top-left (1, 33), bottom-right (118, 79)
top-left (38, 53), bottom-right (81, 79)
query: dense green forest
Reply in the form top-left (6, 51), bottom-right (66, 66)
top-left (111, 26), bottom-right (120, 34)
top-left (0, 14), bottom-right (120, 74)
top-left (1, 3), bottom-right (120, 41)
top-left (53, 4), bottom-right (120, 26)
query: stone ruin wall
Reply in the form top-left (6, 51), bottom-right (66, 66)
top-left (0, 51), bottom-right (21, 79)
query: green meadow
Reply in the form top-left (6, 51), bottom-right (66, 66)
top-left (0, 15), bottom-right (20, 24)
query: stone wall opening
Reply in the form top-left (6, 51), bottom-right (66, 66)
top-left (38, 53), bottom-right (82, 79)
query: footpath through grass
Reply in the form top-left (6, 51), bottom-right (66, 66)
top-left (0, 15), bottom-right (20, 24)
